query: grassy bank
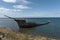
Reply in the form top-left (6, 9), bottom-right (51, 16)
top-left (0, 28), bottom-right (59, 40)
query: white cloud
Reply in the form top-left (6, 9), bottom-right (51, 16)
top-left (0, 7), bottom-right (60, 17)
top-left (0, 7), bottom-right (23, 17)
top-left (13, 5), bottom-right (30, 9)
top-left (0, 7), bottom-right (21, 14)
top-left (3, 0), bottom-right (29, 3)
top-left (19, 0), bottom-right (29, 4)
top-left (3, 0), bottom-right (16, 3)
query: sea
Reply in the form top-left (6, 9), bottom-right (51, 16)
top-left (0, 18), bottom-right (60, 39)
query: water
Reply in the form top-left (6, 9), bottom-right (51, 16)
top-left (0, 18), bottom-right (60, 39)
top-left (0, 18), bottom-right (19, 32)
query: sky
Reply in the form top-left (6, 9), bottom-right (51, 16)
top-left (0, 0), bottom-right (60, 18)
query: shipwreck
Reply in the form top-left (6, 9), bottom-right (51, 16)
top-left (4, 15), bottom-right (51, 28)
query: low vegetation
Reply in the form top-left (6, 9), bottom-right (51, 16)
top-left (0, 27), bottom-right (59, 40)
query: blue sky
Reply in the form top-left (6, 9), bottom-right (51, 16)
top-left (0, 0), bottom-right (60, 18)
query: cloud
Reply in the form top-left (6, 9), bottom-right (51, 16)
top-left (19, 0), bottom-right (29, 4)
top-left (0, 7), bottom-right (23, 17)
top-left (0, 7), bottom-right (21, 14)
top-left (0, 7), bottom-right (60, 17)
top-left (2, 0), bottom-right (31, 10)
top-left (3, 0), bottom-right (16, 3)
top-left (13, 5), bottom-right (30, 9)
top-left (2, 0), bottom-right (30, 9)
top-left (3, 0), bottom-right (29, 3)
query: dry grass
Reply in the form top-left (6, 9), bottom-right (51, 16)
top-left (0, 27), bottom-right (59, 40)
